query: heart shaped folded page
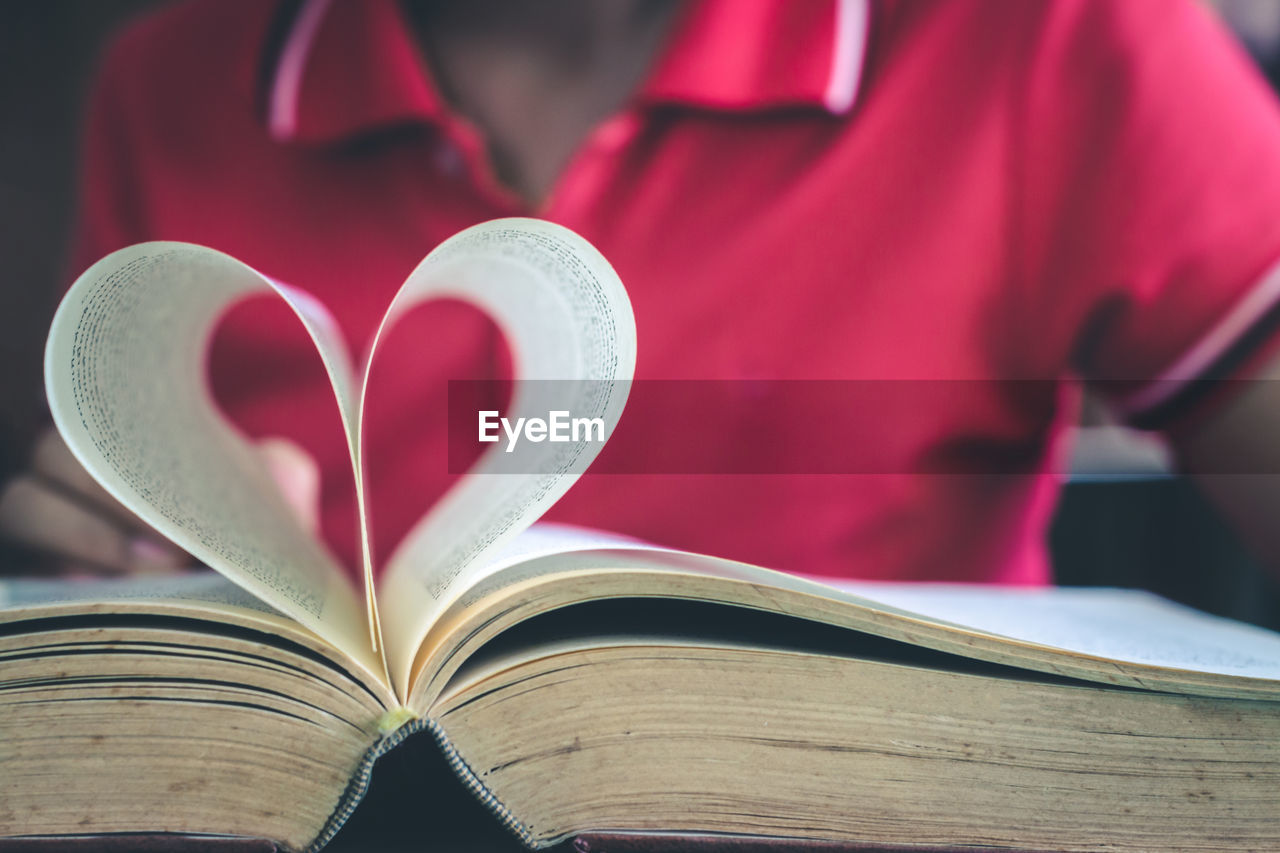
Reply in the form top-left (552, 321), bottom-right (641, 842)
top-left (44, 218), bottom-right (637, 699)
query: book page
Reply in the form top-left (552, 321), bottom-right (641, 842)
top-left (375, 220), bottom-right (637, 695)
top-left (0, 572), bottom-right (316, 642)
top-left (0, 570), bottom-right (283, 614)
top-left (501, 551), bottom-right (1280, 682)
top-left (406, 543), bottom-right (1280, 705)
top-left (274, 282), bottom-right (382, 659)
top-left (44, 243), bottom-right (378, 676)
top-left (820, 580), bottom-right (1280, 680)
top-left (480, 522), bottom-right (660, 565)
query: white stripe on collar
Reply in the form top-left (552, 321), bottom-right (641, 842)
top-left (268, 0), bottom-right (873, 137)
top-left (824, 0), bottom-right (870, 114)
top-left (268, 0), bottom-right (334, 141)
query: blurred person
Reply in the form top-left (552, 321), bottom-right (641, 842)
top-left (7, 0), bottom-right (1280, 591)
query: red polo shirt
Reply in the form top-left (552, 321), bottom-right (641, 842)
top-left (75, 0), bottom-right (1280, 582)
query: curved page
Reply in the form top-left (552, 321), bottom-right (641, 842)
top-left (374, 220), bottom-right (636, 694)
top-left (44, 243), bottom-right (377, 675)
top-left (408, 550), bottom-right (1280, 708)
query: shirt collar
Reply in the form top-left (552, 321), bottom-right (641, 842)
top-left (640, 0), bottom-right (871, 113)
top-left (265, 0), bottom-right (444, 143)
top-left (264, 0), bottom-right (871, 144)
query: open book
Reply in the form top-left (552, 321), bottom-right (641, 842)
top-left (4, 219), bottom-right (1280, 852)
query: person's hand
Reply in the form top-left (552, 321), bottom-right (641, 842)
top-left (0, 427), bottom-right (319, 577)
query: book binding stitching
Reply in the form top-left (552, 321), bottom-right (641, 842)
top-left (303, 717), bottom-right (537, 853)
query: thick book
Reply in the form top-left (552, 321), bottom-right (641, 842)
top-left (3, 219), bottom-right (1279, 852)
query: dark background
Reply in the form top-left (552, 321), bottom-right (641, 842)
top-left (2, 0), bottom-right (1279, 632)
top-left (0, 1), bottom-right (158, 473)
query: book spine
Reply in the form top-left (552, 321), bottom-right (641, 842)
top-left (303, 717), bottom-right (536, 853)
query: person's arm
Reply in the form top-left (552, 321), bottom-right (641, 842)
top-left (1013, 0), bottom-right (1280, 568)
top-left (0, 428), bottom-right (319, 576)
top-left (0, 428), bottom-right (188, 575)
